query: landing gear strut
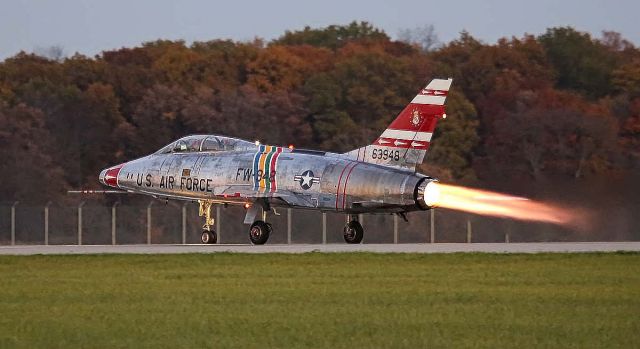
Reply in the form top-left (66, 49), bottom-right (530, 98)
top-left (343, 215), bottom-right (364, 244)
top-left (199, 200), bottom-right (217, 244)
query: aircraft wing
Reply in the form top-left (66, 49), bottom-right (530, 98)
top-left (214, 185), bottom-right (316, 207)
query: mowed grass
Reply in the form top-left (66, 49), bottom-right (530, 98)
top-left (0, 253), bottom-right (638, 348)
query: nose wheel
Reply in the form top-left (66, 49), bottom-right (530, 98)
top-left (201, 230), bottom-right (217, 244)
top-left (343, 220), bottom-right (364, 244)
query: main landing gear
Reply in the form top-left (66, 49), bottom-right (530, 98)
top-left (199, 200), bottom-right (367, 245)
top-left (199, 200), bottom-right (217, 244)
top-left (246, 205), bottom-right (272, 245)
top-left (249, 221), bottom-right (272, 245)
top-left (343, 215), bottom-right (364, 244)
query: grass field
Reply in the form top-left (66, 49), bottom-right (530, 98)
top-left (0, 253), bottom-right (638, 348)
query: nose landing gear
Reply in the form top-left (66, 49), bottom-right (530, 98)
top-left (199, 200), bottom-right (217, 244)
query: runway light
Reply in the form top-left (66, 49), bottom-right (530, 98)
top-left (244, 203), bottom-right (251, 209)
top-left (425, 182), bottom-right (575, 226)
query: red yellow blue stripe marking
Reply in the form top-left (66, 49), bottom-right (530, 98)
top-left (252, 145), bottom-right (282, 193)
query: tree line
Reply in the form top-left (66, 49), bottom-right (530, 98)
top-left (1, 21), bottom-right (638, 203)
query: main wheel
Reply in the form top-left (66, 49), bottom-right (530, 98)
top-left (249, 221), bottom-right (271, 245)
top-left (343, 221), bottom-right (364, 244)
top-left (201, 230), bottom-right (217, 244)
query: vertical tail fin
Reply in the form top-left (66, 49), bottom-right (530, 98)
top-left (345, 78), bottom-right (452, 171)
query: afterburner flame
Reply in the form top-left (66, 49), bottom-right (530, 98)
top-left (425, 182), bottom-right (574, 225)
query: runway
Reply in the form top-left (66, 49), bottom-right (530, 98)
top-left (0, 242), bottom-right (639, 255)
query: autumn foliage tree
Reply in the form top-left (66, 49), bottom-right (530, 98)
top-left (0, 22), bottom-right (637, 203)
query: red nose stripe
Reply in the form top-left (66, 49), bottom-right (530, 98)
top-left (104, 166), bottom-right (123, 187)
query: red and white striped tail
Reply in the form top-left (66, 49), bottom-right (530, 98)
top-left (345, 78), bottom-right (452, 171)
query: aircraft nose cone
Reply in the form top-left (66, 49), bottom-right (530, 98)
top-left (99, 169), bottom-right (108, 185)
top-left (100, 165), bottom-right (124, 188)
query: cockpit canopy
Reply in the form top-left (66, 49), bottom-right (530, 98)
top-left (155, 135), bottom-right (256, 154)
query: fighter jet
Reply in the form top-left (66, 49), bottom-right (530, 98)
top-left (99, 78), bottom-right (452, 244)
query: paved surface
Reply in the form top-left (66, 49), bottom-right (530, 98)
top-left (0, 242), bottom-right (638, 255)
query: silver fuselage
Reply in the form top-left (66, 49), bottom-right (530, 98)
top-left (100, 140), bottom-right (433, 214)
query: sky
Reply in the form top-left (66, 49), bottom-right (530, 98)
top-left (0, 0), bottom-right (638, 60)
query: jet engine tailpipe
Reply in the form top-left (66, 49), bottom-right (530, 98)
top-left (415, 179), bottom-right (440, 210)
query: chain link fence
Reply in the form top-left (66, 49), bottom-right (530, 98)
top-left (0, 201), bottom-right (635, 245)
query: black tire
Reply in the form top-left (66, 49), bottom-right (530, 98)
top-left (201, 230), bottom-right (217, 244)
top-left (343, 221), bottom-right (364, 244)
top-left (249, 221), bottom-right (271, 245)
